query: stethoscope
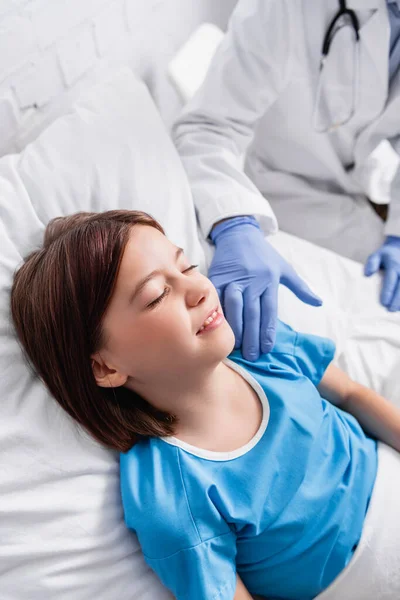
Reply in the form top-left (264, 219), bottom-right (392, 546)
top-left (313, 0), bottom-right (360, 132)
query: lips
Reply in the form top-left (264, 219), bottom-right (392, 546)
top-left (196, 306), bottom-right (219, 334)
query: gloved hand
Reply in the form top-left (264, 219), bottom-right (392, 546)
top-left (209, 216), bottom-right (323, 361)
top-left (364, 236), bottom-right (400, 311)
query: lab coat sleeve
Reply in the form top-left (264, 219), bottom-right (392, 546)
top-left (172, 0), bottom-right (293, 240)
top-left (385, 137), bottom-right (400, 237)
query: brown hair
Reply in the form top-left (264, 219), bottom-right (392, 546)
top-left (10, 210), bottom-right (177, 452)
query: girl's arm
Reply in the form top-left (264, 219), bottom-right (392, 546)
top-left (317, 364), bottom-right (400, 452)
top-left (235, 575), bottom-right (254, 599)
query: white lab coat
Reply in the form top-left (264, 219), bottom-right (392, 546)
top-left (173, 0), bottom-right (400, 263)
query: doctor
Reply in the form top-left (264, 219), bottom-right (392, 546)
top-left (173, 0), bottom-right (400, 361)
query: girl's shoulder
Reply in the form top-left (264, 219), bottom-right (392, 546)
top-left (120, 437), bottom-right (183, 509)
top-left (120, 438), bottom-right (232, 559)
top-left (120, 438), bottom-right (201, 556)
top-left (228, 319), bottom-right (335, 388)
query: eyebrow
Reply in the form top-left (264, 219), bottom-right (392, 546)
top-left (128, 247), bottom-right (184, 304)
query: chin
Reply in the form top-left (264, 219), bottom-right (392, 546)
top-left (225, 327), bottom-right (236, 355)
top-left (196, 319), bottom-right (235, 363)
top-left (213, 322), bottom-right (236, 361)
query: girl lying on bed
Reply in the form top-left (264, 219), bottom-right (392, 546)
top-left (10, 210), bottom-right (400, 600)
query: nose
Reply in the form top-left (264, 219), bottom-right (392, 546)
top-left (185, 276), bottom-right (209, 308)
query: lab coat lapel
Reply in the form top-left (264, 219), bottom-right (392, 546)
top-left (386, 38), bottom-right (400, 104)
top-left (358, 68), bottom-right (400, 158)
top-left (352, 0), bottom-right (389, 116)
top-left (353, 2), bottom-right (400, 163)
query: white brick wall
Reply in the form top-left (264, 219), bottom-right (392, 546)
top-left (0, 0), bottom-right (237, 157)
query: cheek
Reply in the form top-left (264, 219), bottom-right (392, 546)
top-left (121, 313), bottom-right (190, 354)
top-left (143, 314), bottom-right (192, 348)
top-left (127, 320), bottom-right (194, 375)
top-left (108, 306), bottom-right (197, 369)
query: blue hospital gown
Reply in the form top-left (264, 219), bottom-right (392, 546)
top-left (120, 321), bottom-right (378, 600)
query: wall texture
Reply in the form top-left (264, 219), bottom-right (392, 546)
top-left (0, 0), bottom-right (237, 156)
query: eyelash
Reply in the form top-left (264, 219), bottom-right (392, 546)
top-left (147, 265), bottom-right (198, 309)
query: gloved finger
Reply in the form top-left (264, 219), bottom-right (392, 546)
top-left (210, 283), bottom-right (225, 314)
top-left (242, 289), bottom-right (261, 362)
top-left (208, 269), bottom-right (226, 291)
top-left (380, 265), bottom-right (398, 307)
top-left (281, 266), bottom-right (322, 306)
top-left (260, 285), bottom-right (278, 354)
top-left (388, 275), bottom-right (400, 312)
top-left (223, 283), bottom-right (244, 349)
top-left (364, 252), bottom-right (382, 277)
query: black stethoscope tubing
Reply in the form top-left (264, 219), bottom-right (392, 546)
top-left (322, 0), bottom-right (360, 58)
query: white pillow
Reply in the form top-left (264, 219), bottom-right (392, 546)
top-left (0, 68), bottom-right (207, 600)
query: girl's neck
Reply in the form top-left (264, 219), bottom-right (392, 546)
top-left (171, 360), bottom-right (263, 453)
top-left (172, 360), bottom-right (240, 436)
top-left (128, 360), bottom-right (243, 436)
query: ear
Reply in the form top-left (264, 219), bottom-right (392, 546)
top-left (90, 356), bottom-right (128, 388)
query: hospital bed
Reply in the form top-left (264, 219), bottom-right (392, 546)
top-left (0, 65), bottom-right (399, 600)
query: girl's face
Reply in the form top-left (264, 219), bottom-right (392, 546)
top-left (94, 225), bottom-right (235, 387)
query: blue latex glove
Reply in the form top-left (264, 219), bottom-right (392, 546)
top-left (209, 216), bottom-right (323, 360)
top-left (364, 236), bottom-right (400, 311)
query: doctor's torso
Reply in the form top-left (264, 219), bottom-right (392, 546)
top-left (243, 0), bottom-right (400, 196)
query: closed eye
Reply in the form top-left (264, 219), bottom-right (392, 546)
top-left (147, 288), bottom-right (170, 308)
top-left (146, 265), bottom-right (198, 309)
top-left (184, 264), bottom-right (198, 273)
